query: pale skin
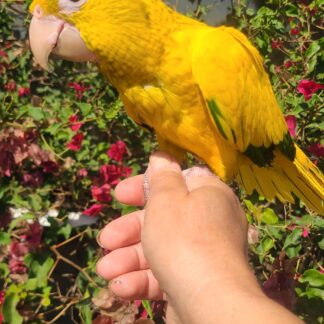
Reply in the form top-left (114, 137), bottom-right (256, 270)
top-left (96, 152), bottom-right (303, 324)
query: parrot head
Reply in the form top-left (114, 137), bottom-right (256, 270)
top-left (28, 0), bottom-right (102, 70)
top-left (29, 0), bottom-right (167, 74)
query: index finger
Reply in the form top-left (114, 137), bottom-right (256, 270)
top-left (115, 174), bottom-right (145, 206)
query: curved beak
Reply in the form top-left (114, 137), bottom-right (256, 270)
top-left (29, 5), bottom-right (97, 70)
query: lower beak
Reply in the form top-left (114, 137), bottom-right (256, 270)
top-left (29, 5), bottom-right (96, 70)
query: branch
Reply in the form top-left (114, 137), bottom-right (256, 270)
top-left (50, 246), bottom-right (98, 287)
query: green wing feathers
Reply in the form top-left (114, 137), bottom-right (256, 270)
top-left (191, 26), bottom-right (288, 152)
top-left (191, 26), bottom-right (324, 214)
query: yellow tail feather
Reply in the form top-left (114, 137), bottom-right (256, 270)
top-left (236, 145), bottom-right (324, 215)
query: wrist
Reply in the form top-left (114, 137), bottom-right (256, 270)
top-left (164, 256), bottom-right (302, 324)
top-left (164, 253), bottom-right (262, 323)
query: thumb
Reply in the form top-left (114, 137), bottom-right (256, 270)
top-left (145, 152), bottom-right (187, 209)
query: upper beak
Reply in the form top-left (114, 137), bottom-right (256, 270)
top-left (29, 5), bottom-right (97, 70)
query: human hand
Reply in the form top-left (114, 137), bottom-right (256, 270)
top-left (96, 152), bottom-right (249, 301)
top-left (96, 152), bottom-right (303, 324)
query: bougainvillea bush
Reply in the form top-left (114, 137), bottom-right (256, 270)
top-left (0, 0), bottom-right (323, 323)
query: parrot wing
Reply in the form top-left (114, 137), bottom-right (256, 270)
top-left (190, 26), bottom-right (295, 167)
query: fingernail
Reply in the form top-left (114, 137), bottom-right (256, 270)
top-left (183, 166), bottom-right (217, 180)
top-left (143, 171), bottom-right (150, 202)
top-left (149, 152), bottom-right (180, 172)
top-left (96, 229), bottom-right (104, 248)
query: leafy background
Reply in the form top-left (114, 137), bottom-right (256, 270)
top-left (0, 0), bottom-right (323, 323)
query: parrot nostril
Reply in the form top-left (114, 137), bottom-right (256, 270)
top-left (33, 4), bottom-right (44, 18)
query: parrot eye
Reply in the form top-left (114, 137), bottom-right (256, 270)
top-left (59, 0), bottom-right (87, 14)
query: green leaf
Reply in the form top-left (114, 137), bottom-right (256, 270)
top-left (57, 222), bottom-right (72, 240)
top-left (78, 103), bottom-right (92, 117)
top-left (3, 293), bottom-right (23, 324)
top-left (295, 214), bottom-right (313, 226)
top-left (46, 122), bottom-right (62, 136)
top-left (267, 225), bottom-right (283, 240)
top-left (285, 3), bottom-right (299, 17)
top-left (261, 208), bottom-right (279, 224)
top-left (28, 107), bottom-right (45, 121)
top-left (283, 228), bottom-right (302, 249)
top-left (142, 300), bottom-right (153, 319)
top-left (299, 270), bottom-right (324, 288)
top-left (0, 262), bottom-right (9, 277)
top-left (246, 8), bottom-right (255, 16)
top-left (41, 287), bottom-right (52, 307)
top-left (261, 237), bottom-right (275, 252)
top-left (105, 101), bottom-right (122, 121)
top-left (297, 287), bottom-right (324, 300)
top-left (286, 244), bottom-right (302, 258)
top-left (244, 199), bottom-right (255, 212)
top-left (80, 304), bottom-right (92, 324)
top-left (318, 238), bottom-right (324, 250)
top-left (36, 257), bottom-right (55, 288)
top-left (0, 232), bottom-right (10, 245)
top-left (28, 194), bottom-right (43, 211)
top-left (314, 217), bottom-right (324, 229)
top-left (10, 193), bottom-right (30, 209)
top-left (24, 278), bottom-right (38, 291)
top-left (305, 41), bottom-right (320, 60)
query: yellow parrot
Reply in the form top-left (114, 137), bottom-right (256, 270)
top-left (28, 0), bottom-right (324, 214)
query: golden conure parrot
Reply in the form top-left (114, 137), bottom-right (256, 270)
top-left (28, 0), bottom-right (324, 214)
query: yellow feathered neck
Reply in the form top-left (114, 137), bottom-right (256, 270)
top-left (29, 0), bottom-right (59, 15)
top-left (68, 0), bottom-right (194, 88)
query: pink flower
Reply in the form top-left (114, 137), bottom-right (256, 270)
top-left (274, 65), bottom-right (281, 74)
top-left (91, 184), bottom-right (112, 202)
top-left (99, 164), bottom-right (132, 186)
top-left (290, 28), bottom-right (300, 35)
top-left (42, 161), bottom-right (59, 173)
top-left (284, 60), bottom-right (293, 69)
top-left (122, 166), bottom-right (132, 178)
top-left (271, 40), bottom-right (282, 50)
top-left (68, 82), bottom-right (90, 100)
top-left (134, 300), bottom-right (148, 319)
top-left (99, 164), bottom-right (112, 183)
top-left (307, 143), bottom-right (324, 158)
top-left (287, 224), bottom-right (297, 231)
top-left (78, 168), bottom-right (88, 177)
top-left (10, 242), bottom-right (29, 258)
top-left (4, 81), bottom-right (16, 92)
top-left (25, 222), bottom-right (43, 249)
top-left (302, 228), bottom-right (309, 238)
top-left (0, 49), bottom-right (7, 58)
top-left (67, 133), bottom-right (84, 151)
top-left (83, 204), bottom-right (103, 216)
top-left (68, 114), bottom-right (83, 132)
top-left (107, 140), bottom-right (127, 162)
top-left (297, 79), bottom-right (324, 100)
top-left (18, 87), bottom-right (30, 97)
top-left (284, 115), bottom-right (297, 138)
top-left (9, 241), bottom-right (29, 274)
top-left (0, 291), bottom-right (5, 304)
top-left (22, 171), bottom-right (44, 187)
top-left (0, 291), bottom-right (4, 324)
top-left (9, 259), bottom-right (27, 274)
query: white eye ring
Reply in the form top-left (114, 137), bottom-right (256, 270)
top-left (59, 0), bottom-right (87, 14)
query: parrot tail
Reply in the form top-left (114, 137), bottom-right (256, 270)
top-left (236, 145), bottom-right (324, 215)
